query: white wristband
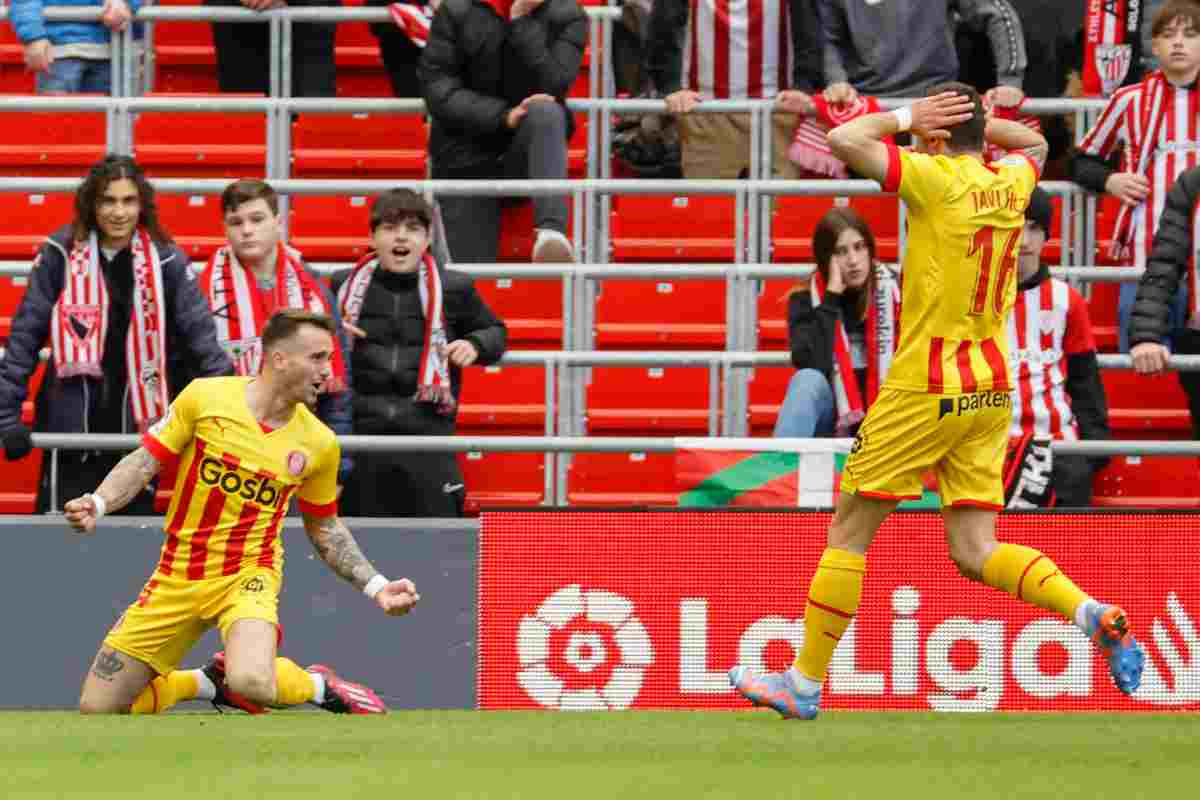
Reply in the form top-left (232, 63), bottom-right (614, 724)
top-left (892, 106), bottom-right (913, 132)
top-left (363, 574), bottom-right (389, 600)
top-left (89, 492), bottom-right (108, 519)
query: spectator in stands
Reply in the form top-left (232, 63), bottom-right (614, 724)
top-left (1073, 1), bottom-right (1200, 354)
top-left (197, 179), bottom-right (354, 487)
top-left (367, 0), bottom-right (437, 98)
top-left (333, 189), bottom-right (506, 517)
top-left (418, 0), bottom-right (586, 263)
top-left (204, 0), bottom-right (339, 98)
top-left (1005, 187), bottom-right (1110, 508)
top-left (11, 0), bottom-right (136, 94)
top-left (1129, 164), bottom-right (1200, 440)
top-left (0, 155), bottom-right (232, 513)
top-left (648, 0), bottom-right (823, 179)
top-left (773, 207), bottom-right (899, 439)
top-left (818, 0), bottom-right (1027, 105)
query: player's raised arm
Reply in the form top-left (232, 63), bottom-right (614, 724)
top-left (826, 92), bottom-right (977, 184)
top-left (63, 447), bottom-right (163, 534)
top-left (984, 115), bottom-right (1049, 173)
top-left (302, 512), bottom-right (421, 617)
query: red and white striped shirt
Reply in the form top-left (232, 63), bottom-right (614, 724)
top-left (1079, 78), bottom-right (1200, 267)
top-left (683, 0), bottom-right (793, 99)
top-left (1007, 277), bottom-right (1096, 440)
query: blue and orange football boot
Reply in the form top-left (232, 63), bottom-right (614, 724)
top-left (1084, 603), bottom-right (1145, 695)
top-left (728, 666), bottom-right (821, 720)
top-left (202, 651), bottom-right (268, 714)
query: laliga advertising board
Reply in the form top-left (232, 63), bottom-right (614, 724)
top-left (478, 511), bottom-right (1200, 712)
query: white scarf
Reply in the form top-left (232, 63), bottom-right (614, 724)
top-left (50, 229), bottom-right (169, 429)
top-left (337, 251), bottom-right (454, 415)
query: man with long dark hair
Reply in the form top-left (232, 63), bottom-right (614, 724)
top-left (0, 155), bottom-right (232, 513)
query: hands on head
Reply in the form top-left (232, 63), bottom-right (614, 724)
top-left (908, 91), bottom-right (977, 142)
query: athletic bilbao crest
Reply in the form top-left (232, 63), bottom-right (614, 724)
top-left (63, 304), bottom-right (100, 347)
top-left (1094, 43), bottom-right (1133, 97)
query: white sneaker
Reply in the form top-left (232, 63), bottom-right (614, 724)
top-left (532, 228), bottom-right (575, 263)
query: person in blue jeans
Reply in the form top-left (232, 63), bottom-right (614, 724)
top-left (10, 0), bottom-right (138, 94)
top-left (774, 206), bottom-right (899, 438)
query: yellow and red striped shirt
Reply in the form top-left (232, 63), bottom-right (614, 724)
top-left (142, 376), bottom-right (339, 581)
top-left (881, 144), bottom-right (1039, 395)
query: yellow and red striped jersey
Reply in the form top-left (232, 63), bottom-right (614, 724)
top-left (142, 376), bottom-right (339, 581)
top-left (881, 144), bottom-right (1039, 395)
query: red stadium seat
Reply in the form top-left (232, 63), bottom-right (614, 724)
top-left (757, 277), bottom-right (801, 347)
top-left (747, 366), bottom-right (795, 434)
top-left (289, 195), bottom-right (374, 262)
top-left (586, 366), bottom-right (714, 433)
top-left (156, 193), bottom-right (226, 262)
top-left (771, 195), bottom-right (900, 262)
top-left (1088, 281), bottom-right (1121, 353)
top-left (1092, 456), bottom-right (1200, 507)
top-left (610, 196), bottom-right (737, 262)
top-left (151, 0), bottom-right (219, 92)
top-left (1102, 370), bottom-right (1193, 438)
top-left (566, 452), bottom-right (677, 506)
top-left (593, 277), bottom-right (726, 348)
top-left (0, 193), bottom-right (75, 261)
top-left (0, 24), bottom-right (34, 94)
top-left (291, 113), bottom-right (427, 178)
top-left (456, 365), bottom-right (551, 431)
top-left (458, 450), bottom-right (546, 513)
top-left (0, 109), bottom-right (106, 176)
top-left (133, 96), bottom-right (268, 178)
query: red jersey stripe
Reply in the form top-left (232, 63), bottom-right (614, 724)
top-left (187, 484), bottom-right (229, 580)
top-left (746, 0), bottom-right (763, 99)
top-left (955, 340), bottom-right (976, 394)
top-left (298, 498), bottom-right (338, 518)
top-left (927, 337), bottom-right (945, 394)
top-left (160, 439), bottom-right (207, 575)
top-left (142, 433), bottom-right (175, 463)
top-left (980, 337), bottom-right (1009, 392)
top-left (713, 0), bottom-right (729, 99)
top-left (221, 500), bottom-right (264, 576)
top-left (257, 485), bottom-right (296, 570)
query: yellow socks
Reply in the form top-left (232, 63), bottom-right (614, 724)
top-left (273, 657), bottom-right (316, 706)
top-left (794, 548), bottom-right (866, 683)
top-left (130, 670), bottom-right (200, 714)
top-left (982, 543), bottom-right (1089, 620)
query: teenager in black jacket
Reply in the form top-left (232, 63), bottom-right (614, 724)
top-left (334, 190), bottom-right (507, 516)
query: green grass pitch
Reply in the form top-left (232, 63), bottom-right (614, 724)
top-left (2, 710), bottom-right (1197, 799)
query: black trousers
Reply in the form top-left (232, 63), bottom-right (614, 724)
top-left (1174, 328), bottom-right (1200, 440)
top-left (1050, 454), bottom-right (1095, 508)
top-left (340, 452), bottom-right (464, 518)
top-left (434, 102), bottom-right (570, 263)
top-left (204, 0), bottom-right (338, 97)
top-left (37, 450), bottom-right (157, 515)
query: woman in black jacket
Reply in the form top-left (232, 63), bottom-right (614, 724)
top-left (775, 207), bottom-right (897, 438)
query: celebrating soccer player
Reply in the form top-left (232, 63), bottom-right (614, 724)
top-left (67, 310), bottom-right (419, 715)
top-left (729, 84), bottom-right (1146, 719)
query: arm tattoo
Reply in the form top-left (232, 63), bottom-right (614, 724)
top-left (91, 649), bottom-right (126, 682)
top-left (304, 514), bottom-right (379, 591)
top-left (94, 447), bottom-right (162, 513)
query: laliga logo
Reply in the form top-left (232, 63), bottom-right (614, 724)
top-left (1134, 592), bottom-right (1200, 706)
top-left (517, 585), bottom-right (654, 710)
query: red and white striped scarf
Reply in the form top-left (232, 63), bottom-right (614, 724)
top-left (788, 95), bottom-right (882, 177)
top-left (810, 264), bottom-right (900, 435)
top-left (1109, 71), bottom-right (1169, 260)
top-left (1082, 0), bottom-right (1138, 97)
top-left (50, 229), bottom-right (169, 429)
top-left (337, 251), bottom-right (454, 415)
top-left (389, 2), bottom-right (433, 48)
top-left (200, 242), bottom-right (348, 393)
top-left (983, 102), bottom-right (1043, 163)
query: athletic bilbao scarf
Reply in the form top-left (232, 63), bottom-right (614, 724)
top-left (788, 95), bottom-right (883, 177)
top-left (1083, 0), bottom-right (1138, 97)
top-left (50, 229), bottom-right (168, 429)
top-left (1109, 71), bottom-right (1168, 260)
top-left (809, 264), bottom-right (900, 435)
top-left (337, 251), bottom-right (454, 415)
top-left (200, 242), bottom-right (348, 393)
top-left (389, 2), bottom-right (433, 48)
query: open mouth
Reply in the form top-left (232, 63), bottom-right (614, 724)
top-left (392, 244), bottom-right (411, 260)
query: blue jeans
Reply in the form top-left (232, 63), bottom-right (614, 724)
top-left (773, 369), bottom-right (836, 438)
top-left (36, 58), bottom-right (112, 94)
top-left (1118, 280), bottom-right (1190, 352)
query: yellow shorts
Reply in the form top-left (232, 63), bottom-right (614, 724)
top-left (840, 387), bottom-right (1010, 509)
top-left (104, 569), bottom-right (281, 676)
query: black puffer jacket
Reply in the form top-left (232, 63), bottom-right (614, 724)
top-left (333, 267), bottom-right (507, 435)
top-left (786, 288), bottom-right (868, 395)
top-left (418, 0), bottom-right (587, 173)
top-left (1129, 165), bottom-right (1200, 346)
top-left (0, 225), bottom-right (232, 437)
